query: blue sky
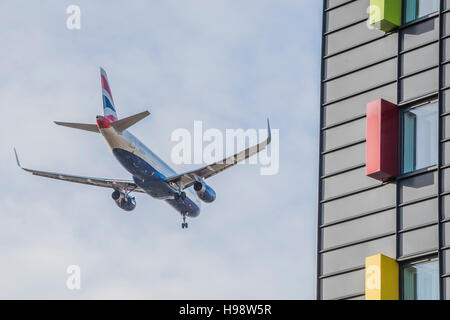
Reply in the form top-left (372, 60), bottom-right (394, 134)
top-left (0, 0), bottom-right (322, 299)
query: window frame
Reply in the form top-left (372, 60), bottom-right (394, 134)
top-left (399, 99), bottom-right (439, 176)
top-left (402, 0), bottom-right (440, 25)
top-left (400, 256), bottom-right (439, 300)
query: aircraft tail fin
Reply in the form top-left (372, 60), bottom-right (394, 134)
top-left (53, 69), bottom-right (148, 133)
top-left (100, 67), bottom-right (118, 119)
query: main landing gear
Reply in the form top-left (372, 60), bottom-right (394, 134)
top-left (174, 191), bottom-right (186, 201)
top-left (181, 212), bottom-right (188, 229)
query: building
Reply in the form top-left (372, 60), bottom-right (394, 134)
top-left (317, 0), bottom-right (449, 300)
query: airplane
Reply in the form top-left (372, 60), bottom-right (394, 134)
top-left (14, 68), bottom-right (272, 229)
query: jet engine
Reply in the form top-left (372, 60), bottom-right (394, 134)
top-left (193, 181), bottom-right (216, 203)
top-left (112, 190), bottom-right (136, 211)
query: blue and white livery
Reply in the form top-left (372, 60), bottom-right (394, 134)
top-left (14, 68), bottom-right (271, 229)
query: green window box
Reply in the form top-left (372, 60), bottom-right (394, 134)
top-left (369, 0), bottom-right (402, 33)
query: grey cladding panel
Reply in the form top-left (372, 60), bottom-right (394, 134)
top-left (325, 59), bottom-right (397, 103)
top-left (401, 42), bottom-right (438, 76)
top-left (346, 295), bottom-right (365, 300)
top-left (400, 18), bottom-right (438, 51)
top-left (322, 142), bottom-right (365, 175)
top-left (325, 0), bottom-right (370, 33)
top-left (442, 89), bottom-right (450, 114)
top-left (442, 63), bottom-right (450, 88)
top-left (321, 236), bottom-right (396, 275)
top-left (443, 141), bottom-right (450, 166)
top-left (320, 269), bottom-right (365, 300)
top-left (400, 68), bottom-right (438, 102)
top-left (325, 21), bottom-right (384, 56)
top-left (399, 225), bottom-right (438, 257)
top-left (398, 171), bottom-right (437, 204)
top-left (322, 118), bottom-right (365, 151)
top-left (442, 249), bottom-right (450, 275)
top-left (321, 209), bottom-right (395, 250)
top-left (442, 116), bottom-right (450, 141)
top-left (325, 0), bottom-right (353, 10)
top-left (322, 166), bottom-right (382, 200)
top-left (442, 195), bottom-right (450, 220)
top-left (441, 168), bottom-right (450, 193)
top-left (323, 83), bottom-right (397, 127)
top-left (322, 184), bottom-right (396, 224)
top-left (444, 12), bottom-right (450, 36)
top-left (324, 35), bottom-right (398, 80)
top-left (445, 277), bottom-right (450, 300)
top-left (442, 38), bottom-right (450, 61)
top-left (444, 222), bottom-right (450, 247)
top-left (399, 198), bottom-right (438, 230)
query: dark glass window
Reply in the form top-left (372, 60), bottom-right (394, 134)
top-left (404, 0), bottom-right (439, 23)
top-left (402, 259), bottom-right (439, 300)
top-left (401, 102), bottom-right (438, 174)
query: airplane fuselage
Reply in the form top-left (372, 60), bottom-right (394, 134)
top-left (98, 118), bottom-right (201, 217)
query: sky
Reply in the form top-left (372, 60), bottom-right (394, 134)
top-left (0, 0), bottom-right (322, 299)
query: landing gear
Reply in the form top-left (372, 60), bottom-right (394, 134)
top-left (174, 191), bottom-right (186, 201)
top-left (181, 213), bottom-right (188, 229)
top-left (174, 181), bottom-right (186, 201)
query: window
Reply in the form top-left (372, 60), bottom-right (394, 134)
top-left (404, 0), bottom-right (439, 23)
top-left (402, 259), bottom-right (439, 300)
top-left (401, 102), bottom-right (438, 174)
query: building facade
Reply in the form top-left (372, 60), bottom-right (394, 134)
top-left (317, 0), bottom-right (450, 300)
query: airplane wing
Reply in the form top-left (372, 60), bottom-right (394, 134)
top-left (14, 149), bottom-right (145, 193)
top-left (165, 119), bottom-right (272, 190)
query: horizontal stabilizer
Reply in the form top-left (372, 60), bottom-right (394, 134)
top-left (54, 121), bottom-right (99, 133)
top-left (111, 110), bottom-right (150, 132)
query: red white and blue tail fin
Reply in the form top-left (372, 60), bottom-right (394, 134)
top-left (54, 68), bottom-right (150, 133)
top-left (100, 67), bottom-right (118, 119)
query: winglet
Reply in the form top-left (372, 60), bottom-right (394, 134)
top-left (266, 118), bottom-right (272, 144)
top-left (14, 148), bottom-right (22, 168)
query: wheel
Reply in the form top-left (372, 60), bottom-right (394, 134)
top-left (185, 223), bottom-right (188, 228)
top-left (174, 193), bottom-right (180, 201)
top-left (180, 192), bottom-right (186, 200)
top-left (181, 223), bottom-right (185, 229)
